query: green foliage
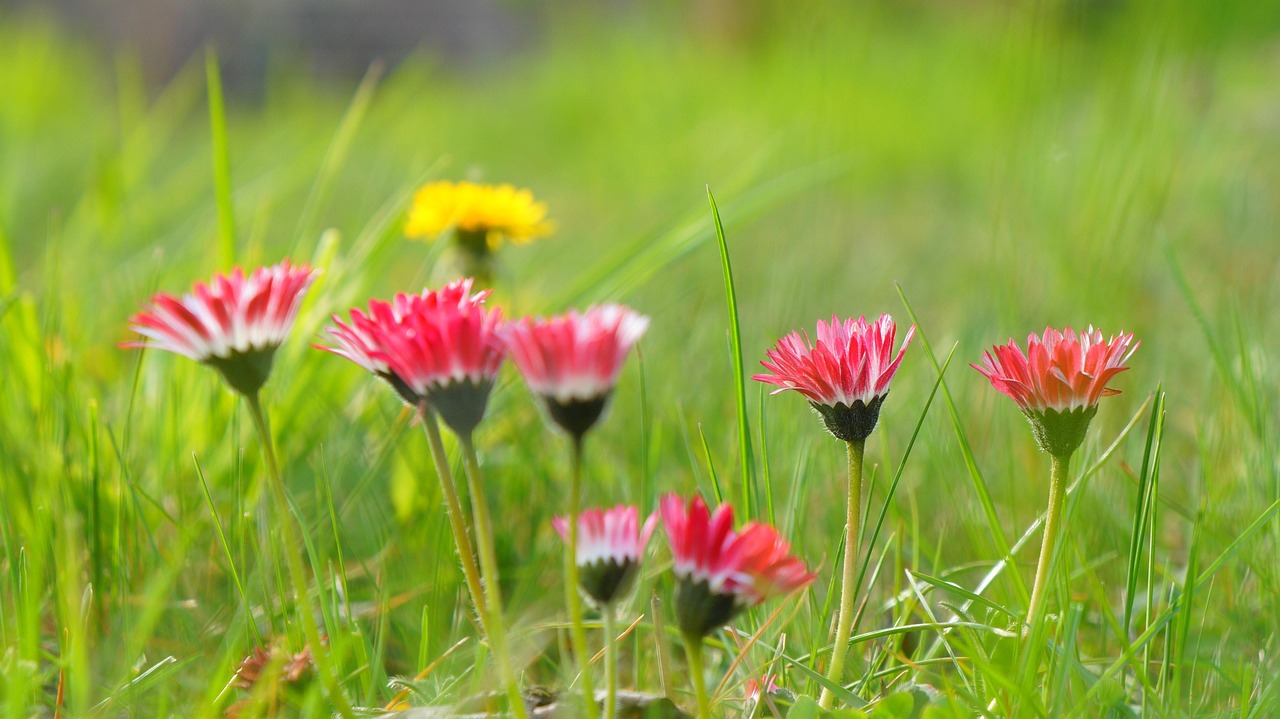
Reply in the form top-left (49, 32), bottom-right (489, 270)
top-left (2, 1), bottom-right (1280, 716)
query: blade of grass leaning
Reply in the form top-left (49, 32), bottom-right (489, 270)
top-left (895, 283), bottom-right (1028, 604)
top-left (852, 341), bottom-right (956, 635)
top-left (195, 453), bottom-right (260, 645)
top-left (291, 62), bottom-right (384, 257)
top-left (1167, 247), bottom-right (1261, 438)
top-left (758, 385), bottom-right (775, 526)
top-left (204, 46), bottom-right (235, 268)
top-left (1124, 388), bottom-right (1165, 632)
top-left (1078, 494), bottom-right (1280, 712)
top-left (707, 187), bottom-right (755, 518)
top-left (1172, 494), bottom-right (1206, 703)
top-left (698, 423), bottom-right (724, 505)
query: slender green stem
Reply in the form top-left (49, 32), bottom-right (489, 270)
top-left (459, 436), bottom-right (529, 719)
top-left (819, 437), bottom-right (865, 709)
top-left (417, 406), bottom-right (487, 629)
top-left (566, 437), bottom-right (600, 719)
top-left (603, 609), bottom-right (618, 719)
top-left (245, 392), bottom-right (355, 719)
top-left (1025, 452), bottom-right (1071, 655)
top-left (682, 632), bottom-right (711, 719)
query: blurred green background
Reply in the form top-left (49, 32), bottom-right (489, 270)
top-left (2, 0), bottom-right (1280, 714)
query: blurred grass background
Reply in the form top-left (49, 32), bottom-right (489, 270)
top-left (2, 0), bottom-right (1280, 715)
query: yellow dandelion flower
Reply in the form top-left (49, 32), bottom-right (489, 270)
top-left (405, 180), bottom-right (554, 250)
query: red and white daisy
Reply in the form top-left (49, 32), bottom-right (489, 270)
top-left (505, 304), bottom-right (649, 439)
top-left (553, 505), bottom-right (658, 606)
top-left (367, 286), bottom-right (506, 436)
top-left (318, 279), bottom-right (491, 405)
top-left (973, 326), bottom-right (1138, 457)
top-left (659, 494), bottom-right (814, 638)
top-left (753, 314), bottom-right (914, 442)
top-left (124, 261), bottom-right (316, 396)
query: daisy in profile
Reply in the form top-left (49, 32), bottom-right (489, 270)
top-left (505, 304), bottom-right (650, 441)
top-left (318, 278), bottom-right (527, 719)
top-left (973, 326), bottom-right (1138, 647)
top-left (554, 504), bottom-right (657, 719)
top-left (752, 313), bottom-right (912, 709)
top-left (124, 260), bottom-right (316, 397)
top-left (123, 261), bottom-right (354, 716)
top-left (660, 494), bottom-right (814, 719)
top-left (317, 278), bottom-right (491, 406)
top-left (405, 180), bottom-right (553, 283)
top-left (505, 303), bottom-right (647, 719)
top-left (554, 505), bottom-right (657, 609)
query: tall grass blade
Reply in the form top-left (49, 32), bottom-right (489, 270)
top-left (895, 283), bottom-right (1028, 604)
top-left (204, 46), bottom-right (236, 267)
top-left (707, 187), bottom-right (755, 517)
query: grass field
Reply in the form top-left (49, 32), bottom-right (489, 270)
top-left (3, 1), bottom-right (1280, 716)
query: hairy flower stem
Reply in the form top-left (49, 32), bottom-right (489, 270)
top-left (417, 406), bottom-right (487, 629)
top-left (566, 437), bottom-right (600, 719)
top-left (819, 437), bottom-right (865, 709)
top-left (682, 632), bottom-right (712, 719)
top-left (245, 392), bottom-right (355, 719)
top-left (459, 436), bottom-right (530, 719)
top-left (603, 609), bottom-right (618, 719)
top-left (1025, 453), bottom-right (1070, 657)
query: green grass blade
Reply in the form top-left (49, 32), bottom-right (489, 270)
top-left (204, 46), bottom-right (235, 267)
top-left (895, 283), bottom-right (1028, 605)
top-left (291, 62), bottom-right (384, 257)
top-left (1124, 388), bottom-right (1165, 631)
top-left (707, 187), bottom-right (755, 518)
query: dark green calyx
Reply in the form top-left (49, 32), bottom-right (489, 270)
top-left (428, 379), bottom-right (495, 437)
top-left (545, 395), bottom-right (610, 442)
top-left (1025, 405), bottom-right (1098, 459)
top-left (205, 347), bottom-right (277, 397)
top-left (379, 372), bottom-right (422, 407)
top-left (810, 394), bottom-right (887, 443)
top-left (578, 558), bottom-right (641, 607)
top-left (674, 578), bottom-right (742, 639)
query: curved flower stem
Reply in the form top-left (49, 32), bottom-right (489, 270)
top-left (603, 609), bottom-right (618, 719)
top-left (417, 405), bottom-right (487, 629)
top-left (681, 632), bottom-right (711, 719)
top-left (1024, 452), bottom-right (1071, 671)
top-left (566, 437), bottom-right (600, 719)
top-left (819, 437), bottom-right (865, 709)
top-left (459, 435), bottom-right (529, 719)
top-left (245, 392), bottom-right (355, 719)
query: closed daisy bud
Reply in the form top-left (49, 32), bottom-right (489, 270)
top-left (552, 505), bottom-right (657, 607)
top-left (124, 261), bottom-right (315, 397)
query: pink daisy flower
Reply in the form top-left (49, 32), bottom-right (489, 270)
top-left (124, 261), bottom-right (316, 396)
top-left (318, 279), bottom-right (491, 405)
top-left (973, 326), bottom-right (1138, 457)
top-left (659, 494), bottom-right (815, 638)
top-left (369, 286), bottom-right (506, 436)
top-left (753, 314), bottom-right (914, 443)
top-left (552, 505), bottom-right (658, 606)
top-left (504, 304), bottom-right (649, 440)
